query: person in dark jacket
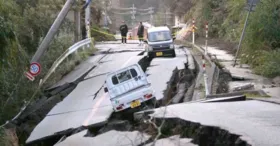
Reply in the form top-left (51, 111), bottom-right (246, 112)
top-left (137, 22), bottom-right (144, 45)
top-left (119, 21), bottom-right (128, 44)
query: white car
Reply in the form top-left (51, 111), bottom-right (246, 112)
top-left (144, 26), bottom-right (176, 58)
top-left (104, 64), bottom-right (156, 112)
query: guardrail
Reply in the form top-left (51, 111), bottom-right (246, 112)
top-left (40, 38), bottom-right (93, 85)
top-left (0, 38), bottom-right (93, 128)
top-left (192, 44), bottom-right (219, 95)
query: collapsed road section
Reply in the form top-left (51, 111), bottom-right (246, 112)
top-left (24, 44), bottom-right (193, 145)
top-left (24, 44), bottom-right (195, 145)
top-left (25, 44), bottom-right (145, 145)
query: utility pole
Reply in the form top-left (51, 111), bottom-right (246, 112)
top-left (103, 1), bottom-right (108, 28)
top-left (31, 0), bottom-right (75, 63)
top-left (74, 1), bottom-right (81, 43)
top-left (131, 4), bottom-right (136, 27)
top-left (164, 9), bottom-right (167, 25)
top-left (149, 7), bottom-right (154, 25)
top-left (233, 0), bottom-right (255, 67)
top-left (85, 0), bottom-right (91, 39)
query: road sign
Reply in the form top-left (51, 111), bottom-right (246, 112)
top-left (25, 72), bottom-right (35, 81)
top-left (29, 62), bottom-right (41, 76)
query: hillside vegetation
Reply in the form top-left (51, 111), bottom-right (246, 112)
top-left (0, 0), bottom-right (114, 139)
top-left (168, 0), bottom-right (280, 77)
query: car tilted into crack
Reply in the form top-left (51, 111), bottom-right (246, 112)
top-left (144, 26), bottom-right (176, 58)
top-left (104, 64), bottom-right (156, 112)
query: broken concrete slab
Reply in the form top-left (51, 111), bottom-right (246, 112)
top-left (147, 49), bottom-right (187, 101)
top-left (232, 83), bottom-right (254, 92)
top-left (27, 44), bottom-right (146, 144)
top-left (272, 76), bottom-right (280, 85)
top-left (55, 130), bottom-right (151, 146)
top-left (201, 46), bottom-right (234, 61)
top-left (203, 95), bottom-right (246, 102)
top-left (171, 83), bottom-right (187, 104)
top-left (249, 87), bottom-right (280, 105)
top-left (207, 90), bottom-right (268, 98)
top-left (150, 100), bottom-right (280, 146)
top-left (183, 84), bottom-right (195, 102)
top-left (145, 135), bottom-right (197, 146)
top-left (262, 87), bottom-right (280, 98)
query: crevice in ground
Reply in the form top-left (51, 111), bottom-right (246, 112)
top-left (93, 50), bottom-right (143, 55)
top-left (92, 85), bottom-right (104, 100)
top-left (22, 49), bottom-right (198, 146)
top-left (135, 117), bottom-right (251, 146)
top-left (23, 55), bottom-right (152, 146)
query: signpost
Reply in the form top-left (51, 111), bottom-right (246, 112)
top-left (25, 62), bottom-right (41, 81)
top-left (29, 62), bottom-right (41, 76)
top-left (25, 72), bottom-right (35, 81)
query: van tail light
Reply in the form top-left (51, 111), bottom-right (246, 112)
top-left (144, 94), bottom-right (153, 99)
top-left (116, 104), bottom-right (124, 110)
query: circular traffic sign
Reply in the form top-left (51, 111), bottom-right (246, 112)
top-left (29, 62), bottom-right (41, 76)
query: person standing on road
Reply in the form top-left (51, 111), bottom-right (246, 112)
top-left (120, 21), bottom-right (128, 44)
top-left (137, 22), bottom-right (144, 46)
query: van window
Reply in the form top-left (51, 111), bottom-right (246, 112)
top-left (117, 70), bottom-right (132, 83)
top-left (130, 69), bottom-right (138, 77)
top-left (112, 76), bottom-right (119, 85)
top-left (148, 31), bottom-right (171, 42)
top-left (111, 68), bottom-right (138, 85)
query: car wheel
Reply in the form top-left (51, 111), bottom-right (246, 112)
top-left (148, 98), bottom-right (159, 108)
top-left (171, 49), bottom-right (176, 57)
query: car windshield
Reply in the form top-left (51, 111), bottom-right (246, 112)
top-left (148, 31), bottom-right (172, 42)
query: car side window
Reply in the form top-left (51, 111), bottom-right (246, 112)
top-left (130, 69), bottom-right (138, 77)
top-left (112, 76), bottom-right (119, 85)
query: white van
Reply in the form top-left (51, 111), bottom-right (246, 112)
top-left (104, 64), bottom-right (156, 112)
top-left (144, 26), bottom-right (176, 58)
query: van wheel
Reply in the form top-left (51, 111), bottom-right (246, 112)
top-left (148, 52), bottom-right (154, 60)
top-left (171, 49), bottom-right (176, 57)
top-left (148, 98), bottom-right (159, 108)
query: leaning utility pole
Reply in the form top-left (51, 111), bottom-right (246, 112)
top-left (85, 0), bottom-right (91, 39)
top-left (233, 0), bottom-right (255, 67)
top-left (31, 0), bottom-right (76, 63)
top-left (74, 1), bottom-right (81, 42)
top-left (103, 1), bottom-right (108, 28)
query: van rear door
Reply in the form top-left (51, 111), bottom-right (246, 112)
top-left (106, 64), bottom-right (148, 99)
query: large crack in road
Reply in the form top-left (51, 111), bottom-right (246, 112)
top-left (20, 45), bottom-right (256, 146)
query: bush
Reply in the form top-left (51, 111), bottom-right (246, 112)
top-left (171, 0), bottom-right (280, 78)
top-left (252, 50), bottom-right (280, 78)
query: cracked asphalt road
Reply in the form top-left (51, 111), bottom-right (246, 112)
top-left (27, 42), bottom-right (189, 144)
